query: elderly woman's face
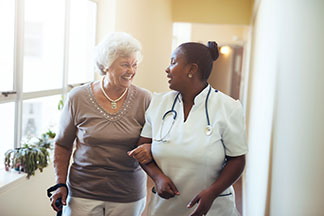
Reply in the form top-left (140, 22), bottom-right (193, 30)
top-left (107, 53), bottom-right (138, 89)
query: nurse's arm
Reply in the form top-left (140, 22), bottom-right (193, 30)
top-left (209, 154), bottom-right (246, 196)
top-left (187, 154), bottom-right (246, 216)
top-left (133, 136), bottom-right (180, 199)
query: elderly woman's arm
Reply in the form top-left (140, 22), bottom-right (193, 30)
top-left (128, 143), bottom-right (152, 164)
top-left (50, 143), bottom-right (72, 212)
top-left (129, 137), bottom-right (180, 199)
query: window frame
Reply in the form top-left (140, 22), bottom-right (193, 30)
top-left (0, 0), bottom-right (97, 150)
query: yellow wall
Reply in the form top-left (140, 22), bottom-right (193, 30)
top-left (97, 0), bottom-right (173, 93)
top-left (189, 24), bottom-right (250, 95)
top-left (172, 0), bottom-right (253, 25)
top-left (191, 24), bottom-right (249, 46)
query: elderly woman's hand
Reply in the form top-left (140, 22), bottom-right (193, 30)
top-left (128, 144), bottom-right (152, 164)
top-left (50, 186), bottom-right (68, 212)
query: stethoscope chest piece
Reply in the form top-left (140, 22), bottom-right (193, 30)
top-left (205, 125), bottom-right (212, 136)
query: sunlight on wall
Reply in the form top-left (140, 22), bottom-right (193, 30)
top-left (172, 22), bottom-right (192, 50)
top-left (244, 0), bottom-right (278, 214)
top-left (245, 0), bottom-right (324, 215)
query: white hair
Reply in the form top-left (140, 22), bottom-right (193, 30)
top-left (94, 32), bottom-right (143, 75)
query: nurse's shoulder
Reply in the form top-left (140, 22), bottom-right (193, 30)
top-left (212, 89), bottom-right (243, 115)
top-left (150, 90), bottom-right (178, 107)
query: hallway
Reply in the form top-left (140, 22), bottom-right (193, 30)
top-left (0, 1), bottom-right (323, 215)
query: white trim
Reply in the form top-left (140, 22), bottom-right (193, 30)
top-left (22, 89), bottom-right (64, 100)
top-left (63, 0), bottom-right (71, 96)
top-left (0, 93), bottom-right (16, 104)
top-left (14, 0), bottom-right (25, 148)
top-left (91, 1), bottom-right (98, 81)
top-left (240, 26), bottom-right (253, 113)
top-left (251, 0), bottom-right (261, 24)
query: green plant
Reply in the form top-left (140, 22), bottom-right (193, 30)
top-left (58, 95), bottom-right (65, 111)
top-left (4, 130), bottom-right (56, 178)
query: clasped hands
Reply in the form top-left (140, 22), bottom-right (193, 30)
top-left (128, 144), bottom-right (216, 216)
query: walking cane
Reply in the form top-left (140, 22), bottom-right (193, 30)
top-left (47, 183), bottom-right (69, 216)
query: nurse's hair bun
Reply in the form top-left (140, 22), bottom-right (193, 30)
top-left (207, 41), bottom-right (219, 61)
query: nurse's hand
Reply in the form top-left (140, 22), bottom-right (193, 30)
top-left (155, 174), bottom-right (180, 199)
top-left (128, 144), bottom-right (152, 164)
top-left (187, 189), bottom-right (215, 216)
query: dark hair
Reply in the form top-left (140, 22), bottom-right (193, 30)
top-left (178, 41), bottom-right (219, 81)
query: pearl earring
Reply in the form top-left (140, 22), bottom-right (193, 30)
top-left (188, 73), bottom-right (193, 78)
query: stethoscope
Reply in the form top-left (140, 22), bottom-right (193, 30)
top-left (154, 86), bottom-right (212, 143)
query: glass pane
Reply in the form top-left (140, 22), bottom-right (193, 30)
top-left (68, 0), bottom-right (97, 85)
top-left (0, 103), bottom-right (15, 169)
top-left (22, 95), bottom-right (61, 143)
top-left (23, 0), bottom-right (65, 92)
top-left (0, 0), bottom-right (15, 91)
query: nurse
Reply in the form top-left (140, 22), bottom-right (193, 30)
top-left (129, 41), bottom-right (248, 216)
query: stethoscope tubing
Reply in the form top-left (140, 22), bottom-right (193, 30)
top-left (162, 93), bottom-right (179, 120)
top-left (157, 85), bottom-right (212, 142)
top-left (205, 86), bottom-right (212, 127)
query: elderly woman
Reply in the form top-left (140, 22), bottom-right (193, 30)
top-left (50, 32), bottom-right (151, 216)
top-left (130, 41), bottom-right (248, 216)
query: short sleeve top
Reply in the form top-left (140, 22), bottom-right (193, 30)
top-left (141, 85), bottom-right (247, 157)
top-left (55, 82), bottom-right (151, 202)
top-left (140, 85), bottom-right (247, 215)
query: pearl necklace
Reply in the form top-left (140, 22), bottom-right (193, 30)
top-left (100, 76), bottom-right (128, 109)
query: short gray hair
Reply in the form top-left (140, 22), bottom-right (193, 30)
top-left (94, 32), bottom-right (143, 75)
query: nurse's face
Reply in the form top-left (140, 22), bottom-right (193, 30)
top-left (165, 47), bottom-right (190, 91)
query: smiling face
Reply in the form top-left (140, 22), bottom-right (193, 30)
top-left (165, 47), bottom-right (190, 91)
top-left (106, 53), bottom-right (138, 89)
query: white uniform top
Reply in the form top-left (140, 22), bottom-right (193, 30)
top-left (141, 85), bottom-right (248, 216)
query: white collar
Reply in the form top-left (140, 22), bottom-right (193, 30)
top-left (178, 84), bottom-right (211, 105)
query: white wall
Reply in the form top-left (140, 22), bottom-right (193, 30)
top-left (97, 0), bottom-right (173, 93)
top-left (270, 0), bottom-right (324, 215)
top-left (245, 0), bottom-right (324, 215)
top-left (244, 0), bottom-right (278, 214)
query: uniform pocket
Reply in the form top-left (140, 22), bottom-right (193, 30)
top-left (218, 192), bottom-right (232, 197)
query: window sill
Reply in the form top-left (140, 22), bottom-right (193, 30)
top-left (0, 168), bottom-right (27, 193)
top-left (0, 150), bottom-right (54, 194)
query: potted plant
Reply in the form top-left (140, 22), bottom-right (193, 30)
top-left (4, 130), bottom-right (56, 178)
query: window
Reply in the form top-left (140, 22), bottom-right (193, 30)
top-left (172, 22), bottom-right (192, 50)
top-left (23, 0), bottom-right (66, 92)
top-left (0, 0), bottom-right (15, 91)
top-left (22, 96), bottom-right (62, 142)
top-left (68, 0), bottom-right (97, 85)
top-left (0, 103), bottom-right (15, 167)
top-left (0, 0), bottom-right (97, 169)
